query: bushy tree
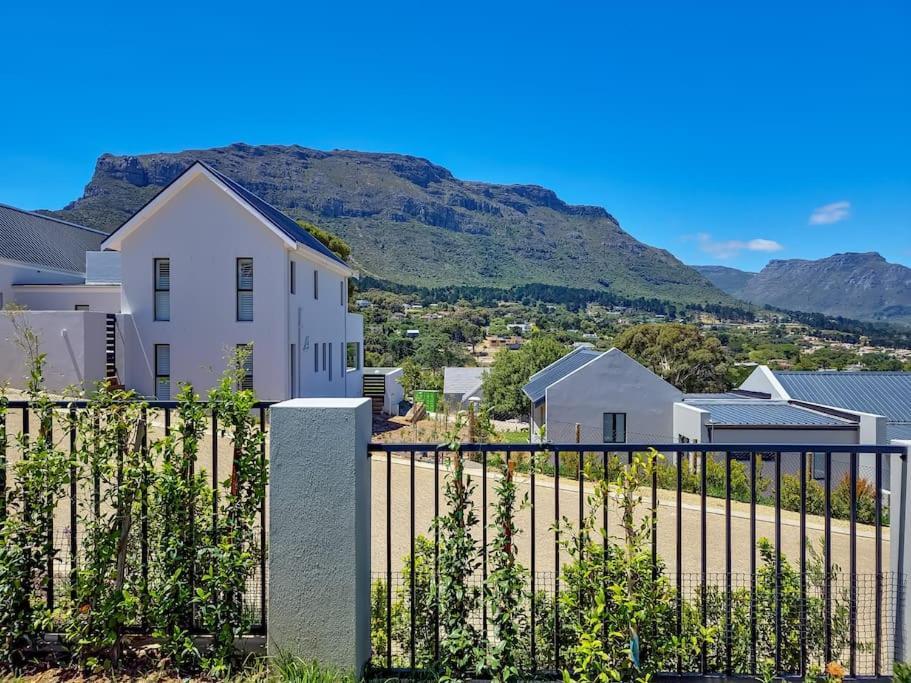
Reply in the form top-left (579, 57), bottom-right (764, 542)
top-left (482, 336), bottom-right (566, 419)
top-left (615, 323), bottom-right (730, 393)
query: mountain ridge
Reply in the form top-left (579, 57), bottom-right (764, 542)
top-left (695, 253), bottom-right (911, 323)
top-left (47, 143), bottom-right (732, 306)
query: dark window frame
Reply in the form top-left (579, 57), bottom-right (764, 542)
top-left (236, 343), bottom-right (254, 391)
top-left (236, 257), bottom-right (254, 322)
top-left (603, 412), bottom-right (627, 444)
top-left (313, 270), bottom-right (319, 300)
top-left (154, 344), bottom-right (170, 399)
top-left (290, 260), bottom-right (296, 295)
top-left (154, 258), bottom-right (170, 321)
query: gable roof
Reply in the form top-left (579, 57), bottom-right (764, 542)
top-left (772, 371), bottom-right (911, 423)
top-left (522, 347), bottom-right (602, 404)
top-left (444, 367), bottom-right (487, 399)
top-left (101, 162), bottom-right (349, 269)
top-left (0, 203), bottom-right (105, 274)
top-left (684, 398), bottom-right (855, 427)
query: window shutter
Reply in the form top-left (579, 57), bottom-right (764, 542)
top-left (237, 259), bottom-right (253, 289)
top-left (155, 345), bottom-right (170, 375)
top-left (237, 292), bottom-right (253, 321)
top-left (155, 292), bottom-right (171, 321)
top-left (155, 259), bottom-right (170, 289)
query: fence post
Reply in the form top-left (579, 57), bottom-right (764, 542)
top-left (268, 398), bottom-right (372, 673)
top-left (891, 440), bottom-right (911, 663)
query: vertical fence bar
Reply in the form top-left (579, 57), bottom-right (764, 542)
top-left (211, 413), bottom-right (218, 547)
top-left (824, 450), bottom-right (832, 665)
top-left (774, 451), bottom-right (782, 675)
top-left (875, 450), bottom-right (883, 677)
top-left (799, 452), bottom-right (808, 676)
top-left (434, 445), bottom-right (440, 662)
top-left (554, 447), bottom-right (560, 670)
top-left (849, 450), bottom-right (857, 677)
top-left (677, 450), bottom-right (683, 675)
top-left (410, 448), bottom-right (416, 672)
top-left (259, 407), bottom-right (267, 632)
top-left (482, 447), bottom-right (488, 645)
top-left (725, 452), bottom-right (732, 676)
top-left (0, 406), bottom-right (6, 521)
top-left (651, 455), bottom-right (658, 582)
top-left (750, 452), bottom-right (757, 675)
top-left (386, 447), bottom-right (392, 669)
top-left (530, 446), bottom-right (537, 672)
top-left (46, 411), bottom-right (54, 611)
top-left (69, 406), bottom-right (77, 601)
top-left (164, 407), bottom-right (171, 436)
top-left (577, 447), bottom-right (584, 625)
top-left (140, 407), bottom-right (149, 624)
top-left (701, 450), bottom-right (708, 675)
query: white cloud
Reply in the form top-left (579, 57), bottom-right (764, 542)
top-left (693, 232), bottom-right (784, 260)
top-left (809, 200), bottom-right (851, 225)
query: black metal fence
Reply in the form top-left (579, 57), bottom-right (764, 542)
top-left (368, 442), bottom-right (906, 680)
top-left (0, 399), bottom-right (273, 635)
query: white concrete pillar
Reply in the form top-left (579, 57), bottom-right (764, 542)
top-left (268, 398), bottom-right (372, 672)
top-left (890, 440), bottom-right (911, 662)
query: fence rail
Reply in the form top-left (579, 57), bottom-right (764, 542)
top-left (0, 399), bottom-right (274, 636)
top-left (368, 442), bottom-right (906, 680)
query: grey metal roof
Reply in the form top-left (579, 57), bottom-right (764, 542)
top-left (364, 367), bottom-right (401, 376)
top-left (887, 424), bottom-right (911, 442)
top-left (686, 399), bottom-right (854, 427)
top-left (444, 367), bottom-right (487, 397)
top-left (201, 164), bottom-right (349, 267)
top-left (774, 371), bottom-right (911, 423)
top-left (683, 392), bottom-right (755, 400)
top-left (0, 203), bottom-right (105, 274)
top-left (522, 347), bottom-right (602, 404)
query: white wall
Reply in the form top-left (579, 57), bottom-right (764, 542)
top-left (544, 348), bottom-right (683, 443)
top-left (0, 260), bottom-right (83, 310)
top-left (13, 285), bottom-right (121, 313)
top-left (117, 175), bottom-right (290, 400)
top-left (739, 366), bottom-right (788, 398)
top-left (0, 310), bottom-right (107, 393)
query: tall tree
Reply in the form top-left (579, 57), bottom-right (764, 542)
top-left (482, 336), bottom-right (566, 419)
top-left (614, 323), bottom-right (730, 393)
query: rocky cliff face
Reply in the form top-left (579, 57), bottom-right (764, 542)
top-left (698, 253), bottom-right (911, 323)
top-left (50, 143), bottom-right (729, 305)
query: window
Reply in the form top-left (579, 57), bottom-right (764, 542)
top-left (290, 260), bottom-right (296, 294)
top-left (813, 452), bottom-right (826, 480)
top-left (154, 344), bottom-right (170, 400)
top-left (74, 304), bottom-right (90, 311)
top-left (313, 270), bottom-right (319, 299)
top-left (603, 412), bottom-right (626, 443)
top-left (340, 281), bottom-right (344, 305)
top-left (237, 258), bottom-right (253, 321)
top-left (314, 344), bottom-right (319, 372)
top-left (154, 258), bottom-right (170, 321)
top-left (290, 344), bottom-right (296, 396)
top-left (340, 342), bottom-right (345, 375)
top-left (329, 343), bottom-right (333, 381)
top-left (322, 342), bottom-right (327, 371)
top-left (236, 344), bottom-right (253, 390)
top-left (346, 342), bottom-right (360, 370)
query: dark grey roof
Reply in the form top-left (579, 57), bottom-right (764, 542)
top-left (887, 424), bottom-right (911, 442)
top-left (522, 347), bottom-right (602, 404)
top-left (201, 164), bottom-right (348, 267)
top-left (774, 371), bottom-right (911, 423)
top-left (687, 399), bottom-right (854, 427)
top-left (0, 203), bottom-right (105, 274)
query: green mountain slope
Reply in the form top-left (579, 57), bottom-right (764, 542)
top-left (50, 143), bottom-right (732, 305)
top-left (692, 265), bottom-right (756, 299)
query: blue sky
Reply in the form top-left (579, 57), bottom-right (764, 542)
top-left (1, 1), bottom-right (908, 271)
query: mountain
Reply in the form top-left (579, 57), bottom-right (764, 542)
top-left (48, 143), bottom-right (730, 306)
top-left (692, 265), bottom-right (756, 299)
top-left (697, 253), bottom-right (911, 324)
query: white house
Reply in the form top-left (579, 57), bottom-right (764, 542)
top-left (1, 162), bottom-right (363, 401)
top-left (523, 347), bottom-right (683, 443)
top-left (443, 367), bottom-right (487, 410)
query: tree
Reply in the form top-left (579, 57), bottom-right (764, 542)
top-left (860, 352), bottom-right (903, 371)
top-left (412, 330), bottom-right (467, 371)
top-left (614, 323), bottom-right (729, 393)
top-left (482, 336), bottom-right (565, 419)
top-left (295, 220), bottom-right (352, 261)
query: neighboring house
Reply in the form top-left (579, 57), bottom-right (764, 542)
top-left (523, 347), bottom-right (683, 443)
top-left (443, 367), bottom-right (486, 410)
top-left (0, 203), bottom-right (106, 309)
top-left (0, 162), bottom-right (364, 401)
top-left (363, 367), bottom-right (404, 415)
top-left (674, 397), bottom-right (885, 482)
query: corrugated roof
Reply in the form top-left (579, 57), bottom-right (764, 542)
top-left (201, 164), bottom-right (349, 267)
top-left (0, 203), bottom-right (105, 274)
top-left (522, 347), bottom-right (602, 404)
top-left (887, 424), bottom-right (911, 442)
top-left (444, 367), bottom-right (487, 397)
top-left (774, 371), bottom-right (911, 423)
top-left (686, 399), bottom-right (854, 427)
top-left (683, 392), bottom-right (754, 400)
